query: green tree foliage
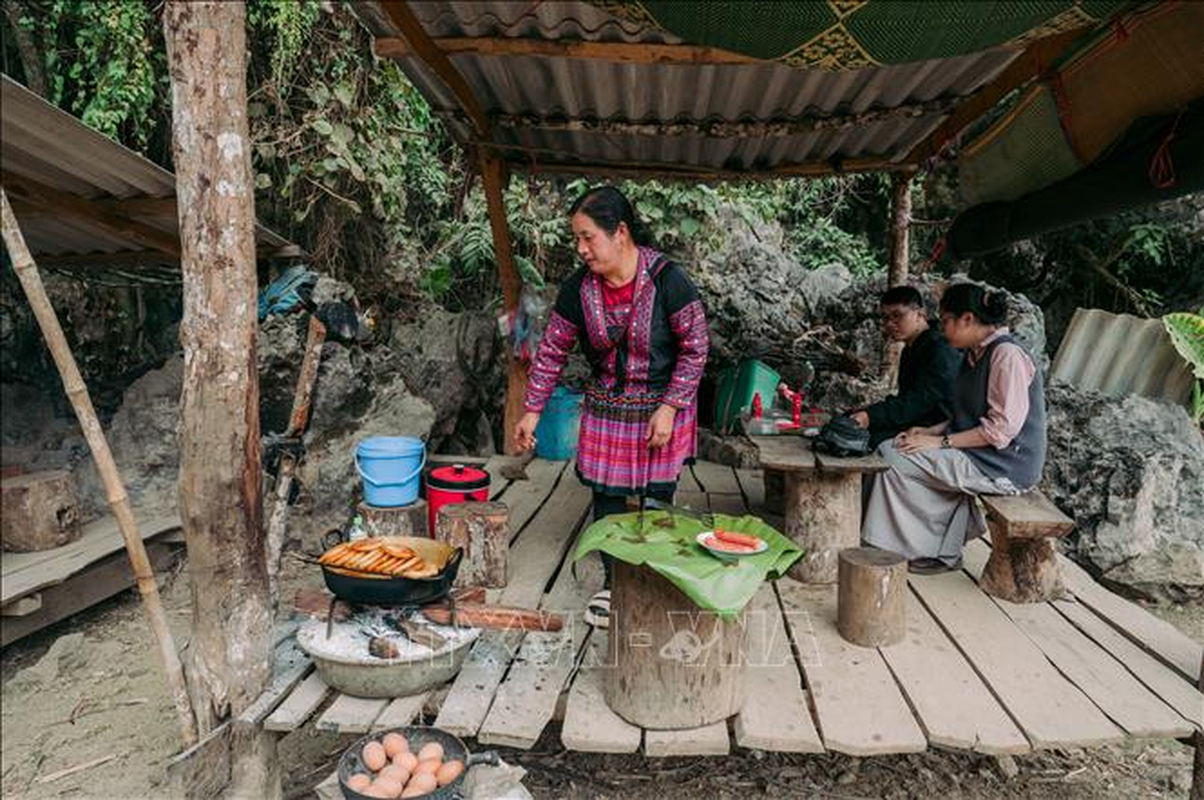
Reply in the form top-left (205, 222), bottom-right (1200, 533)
top-left (12, 0), bottom-right (165, 150)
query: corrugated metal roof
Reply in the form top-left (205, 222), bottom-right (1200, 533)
top-left (1051, 308), bottom-right (1194, 406)
top-left (1, 75), bottom-right (298, 268)
top-left (354, 1), bottom-right (1022, 176)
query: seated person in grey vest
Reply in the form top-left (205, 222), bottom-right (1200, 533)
top-left (861, 283), bottom-right (1047, 575)
top-left (848, 286), bottom-right (960, 448)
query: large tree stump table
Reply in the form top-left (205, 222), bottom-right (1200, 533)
top-left (604, 561), bottom-right (747, 729)
top-left (751, 436), bottom-right (888, 584)
top-left (980, 491), bottom-right (1073, 603)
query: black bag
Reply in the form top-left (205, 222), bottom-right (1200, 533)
top-left (812, 415), bottom-right (872, 458)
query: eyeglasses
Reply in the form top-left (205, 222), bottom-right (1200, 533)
top-left (881, 309), bottom-right (917, 324)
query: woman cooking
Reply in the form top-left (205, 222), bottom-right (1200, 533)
top-left (513, 186), bottom-right (709, 627)
top-left (862, 283), bottom-right (1047, 574)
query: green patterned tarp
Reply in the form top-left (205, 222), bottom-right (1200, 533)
top-left (590, 0), bottom-right (1125, 69)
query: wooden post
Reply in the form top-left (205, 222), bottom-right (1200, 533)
top-left (434, 501), bottom-right (509, 588)
top-left (164, 2), bottom-right (276, 795)
top-left (784, 471), bottom-right (862, 584)
top-left (1192, 652), bottom-right (1203, 799)
top-left (837, 548), bottom-right (906, 647)
top-left (0, 190), bottom-right (198, 746)
top-left (884, 172), bottom-right (913, 389)
top-left (479, 155), bottom-right (528, 455)
top-left (605, 561), bottom-right (746, 729)
top-left (887, 173), bottom-right (913, 289)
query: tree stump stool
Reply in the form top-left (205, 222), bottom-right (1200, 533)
top-left (433, 501), bottom-right (509, 589)
top-left (1, 470), bottom-right (81, 552)
top-left (837, 548), bottom-right (907, 647)
top-left (979, 492), bottom-right (1074, 603)
top-left (357, 500), bottom-right (429, 539)
top-left (604, 561), bottom-right (746, 729)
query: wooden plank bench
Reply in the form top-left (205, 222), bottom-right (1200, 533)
top-left (979, 491), bottom-right (1074, 603)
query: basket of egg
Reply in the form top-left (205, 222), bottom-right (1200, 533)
top-left (339, 725), bottom-right (499, 799)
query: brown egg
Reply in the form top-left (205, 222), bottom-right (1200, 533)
top-left (362, 740), bottom-right (388, 772)
top-left (346, 773), bottom-right (373, 792)
top-left (413, 758), bottom-right (441, 776)
top-left (382, 732), bottom-right (409, 758)
top-left (435, 759), bottom-right (464, 786)
top-left (416, 741), bottom-right (444, 763)
top-left (379, 764), bottom-right (410, 785)
top-left (393, 750), bottom-right (419, 772)
top-left (373, 776), bottom-right (404, 798)
top-left (403, 771), bottom-right (438, 797)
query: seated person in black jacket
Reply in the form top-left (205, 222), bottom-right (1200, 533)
top-left (849, 286), bottom-right (960, 448)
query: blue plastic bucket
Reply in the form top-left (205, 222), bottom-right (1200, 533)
top-left (355, 436), bottom-right (426, 507)
top-left (535, 388), bottom-right (583, 461)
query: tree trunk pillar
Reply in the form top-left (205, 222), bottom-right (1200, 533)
top-left (165, 1), bottom-right (277, 795)
top-left (884, 172), bottom-right (913, 389)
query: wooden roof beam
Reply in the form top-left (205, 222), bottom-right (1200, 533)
top-left (2, 170), bottom-right (181, 256)
top-left (379, 3), bottom-right (492, 138)
top-left (505, 155), bottom-right (907, 183)
top-left (33, 245), bottom-right (304, 269)
top-left (374, 35), bottom-right (764, 66)
top-left (904, 27), bottom-right (1089, 166)
top-left (447, 96), bottom-right (963, 139)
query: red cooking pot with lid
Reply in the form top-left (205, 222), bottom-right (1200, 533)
top-left (426, 463), bottom-right (490, 535)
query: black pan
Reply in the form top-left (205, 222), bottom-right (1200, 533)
top-left (318, 535), bottom-right (464, 606)
top-left (338, 725), bottom-right (498, 800)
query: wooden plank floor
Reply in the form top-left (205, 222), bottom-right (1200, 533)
top-left (269, 459), bottom-right (1204, 759)
top-left (1, 512), bottom-right (181, 605)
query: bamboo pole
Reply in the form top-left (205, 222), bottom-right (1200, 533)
top-left (0, 188), bottom-right (198, 747)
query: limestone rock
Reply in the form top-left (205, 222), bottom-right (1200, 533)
top-left (1044, 382), bottom-right (1204, 602)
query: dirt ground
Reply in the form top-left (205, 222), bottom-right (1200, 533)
top-left (1, 554), bottom-right (1200, 800)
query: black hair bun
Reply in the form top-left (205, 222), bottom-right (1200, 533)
top-left (983, 290), bottom-right (1009, 324)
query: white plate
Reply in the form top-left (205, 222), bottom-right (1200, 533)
top-left (696, 531), bottom-right (768, 559)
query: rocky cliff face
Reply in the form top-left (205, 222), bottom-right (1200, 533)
top-left (1044, 383), bottom-right (1204, 602)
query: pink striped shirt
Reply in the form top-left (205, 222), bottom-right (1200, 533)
top-left (966, 328), bottom-right (1036, 449)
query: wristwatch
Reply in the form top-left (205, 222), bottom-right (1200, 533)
top-left (941, 433), bottom-right (953, 449)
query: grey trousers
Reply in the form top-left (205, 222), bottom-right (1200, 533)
top-left (861, 440), bottom-right (1020, 564)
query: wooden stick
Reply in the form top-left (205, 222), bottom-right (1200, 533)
top-left (285, 315), bottom-right (327, 437)
top-left (265, 314), bottom-right (326, 605)
top-left (35, 753), bottom-right (121, 785)
top-left (0, 189), bottom-right (198, 747)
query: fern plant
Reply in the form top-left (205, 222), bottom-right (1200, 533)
top-left (1163, 308), bottom-right (1204, 424)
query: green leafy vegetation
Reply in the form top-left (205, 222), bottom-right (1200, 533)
top-left (1163, 310), bottom-right (1204, 424)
